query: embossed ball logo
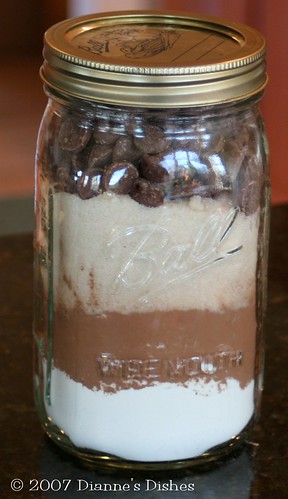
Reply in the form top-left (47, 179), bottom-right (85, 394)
top-left (108, 207), bottom-right (242, 304)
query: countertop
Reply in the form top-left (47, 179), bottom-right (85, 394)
top-left (0, 205), bottom-right (287, 498)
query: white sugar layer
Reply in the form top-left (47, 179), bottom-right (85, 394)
top-left (45, 366), bottom-right (254, 462)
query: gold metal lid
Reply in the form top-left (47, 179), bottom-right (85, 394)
top-left (41, 10), bottom-right (267, 107)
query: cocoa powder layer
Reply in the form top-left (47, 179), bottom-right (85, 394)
top-left (51, 304), bottom-right (257, 392)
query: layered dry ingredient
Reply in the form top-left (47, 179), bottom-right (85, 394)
top-left (35, 103), bottom-right (263, 461)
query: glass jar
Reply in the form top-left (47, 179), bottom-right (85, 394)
top-left (33, 11), bottom-right (270, 470)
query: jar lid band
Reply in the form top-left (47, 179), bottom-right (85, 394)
top-left (41, 10), bottom-right (267, 107)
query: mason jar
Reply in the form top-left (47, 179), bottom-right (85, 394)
top-left (33, 11), bottom-right (270, 470)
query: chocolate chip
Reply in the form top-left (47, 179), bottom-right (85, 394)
top-left (173, 137), bottom-right (202, 154)
top-left (130, 178), bottom-right (164, 207)
top-left (76, 168), bottom-right (103, 200)
top-left (93, 129), bottom-right (119, 146)
top-left (71, 147), bottom-right (89, 171)
top-left (141, 154), bottom-right (170, 183)
top-left (103, 162), bottom-right (139, 194)
top-left (133, 125), bottom-right (169, 154)
top-left (220, 126), bottom-right (250, 180)
top-left (58, 116), bottom-right (92, 152)
top-left (112, 136), bottom-right (142, 163)
top-left (88, 144), bottom-right (113, 169)
top-left (234, 156), bottom-right (261, 214)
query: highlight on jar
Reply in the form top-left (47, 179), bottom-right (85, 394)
top-left (33, 10), bottom-right (270, 470)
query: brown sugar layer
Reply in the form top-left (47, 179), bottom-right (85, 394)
top-left (51, 304), bottom-right (257, 392)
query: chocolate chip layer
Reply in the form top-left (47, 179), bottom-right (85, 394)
top-left (44, 105), bottom-right (263, 213)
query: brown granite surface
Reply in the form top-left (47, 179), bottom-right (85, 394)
top-left (0, 204), bottom-right (287, 498)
